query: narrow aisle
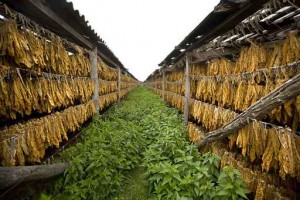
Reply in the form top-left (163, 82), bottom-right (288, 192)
top-left (47, 87), bottom-right (248, 200)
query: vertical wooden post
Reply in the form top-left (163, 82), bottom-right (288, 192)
top-left (117, 67), bottom-right (121, 107)
top-left (162, 70), bottom-right (165, 100)
top-left (90, 46), bottom-right (99, 113)
top-left (184, 56), bottom-right (190, 125)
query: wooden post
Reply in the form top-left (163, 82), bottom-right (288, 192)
top-left (184, 56), bottom-right (190, 125)
top-left (117, 67), bottom-right (121, 107)
top-left (162, 70), bottom-right (165, 100)
top-left (90, 46), bottom-right (99, 113)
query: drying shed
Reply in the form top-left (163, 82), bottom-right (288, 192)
top-left (0, 0), bottom-right (300, 199)
top-left (145, 0), bottom-right (300, 199)
top-left (0, 0), bottom-right (139, 184)
top-left (0, 0), bottom-right (127, 71)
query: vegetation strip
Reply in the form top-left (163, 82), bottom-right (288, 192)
top-left (45, 87), bottom-right (249, 199)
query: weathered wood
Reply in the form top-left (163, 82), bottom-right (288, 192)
top-left (159, 0), bottom-right (269, 66)
top-left (22, 0), bottom-right (121, 69)
top-left (27, 0), bottom-right (93, 48)
top-left (162, 70), bottom-right (166, 100)
top-left (184, 56), bottom-right (190, 125)
top-left (164, 65), bottom-right (177, 72)
top-left (117, 67), bottom-right (121, 107)
top-left (187, 39), bottom-right (287, 66)
top-left (191, 47), bottom-right (240, 64)
top-left (90, 46), bottom-right (99, 113)
top-left (0, 163), bottom-right (69, 189)
top-left (196, 73), bottom-right (300, 148)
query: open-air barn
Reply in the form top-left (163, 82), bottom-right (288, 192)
top-left (0, 0), bottom-right (300, 199)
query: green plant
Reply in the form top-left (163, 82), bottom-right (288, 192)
top-left (39, 193), bottom-right (52, 200)
top-left (46, 87), bottom-right (249, 200)
top-left (215, 166), bottom-right (250, 200)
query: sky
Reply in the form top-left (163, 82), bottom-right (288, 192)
top-left (69, 0), bottom-right (220, 81)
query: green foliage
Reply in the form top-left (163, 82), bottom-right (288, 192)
top-left (113, 166), bottom-right (151, 200)
top-left (142, 124), bottom-right (249, 200)
top-left (50, 87), bottom-right (249, 200)
top-left (39, 194), bottom-right (52, 200)
top-left (131, 89), bottom-right (249, 200)
top-left (51, 87), bottom-right (167, 199)
top-left (215, 166), bottom-right (250, 200)
top-left (57, 119), bottom-right (143, 199)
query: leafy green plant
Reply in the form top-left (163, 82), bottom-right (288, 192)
top-left (46, 87), bottom-right (249, 200)
top-left (136, 88), bottom-right (249, 199)
top-left (215, 166), bottom-right (250, 200)
top-left (39, 194), bottom-right (52, 200)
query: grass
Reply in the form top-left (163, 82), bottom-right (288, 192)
top-left (114, 166), bottom-right (151, 200)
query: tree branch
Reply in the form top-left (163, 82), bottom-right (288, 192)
top-left (195, 72), bottom-right (300, 148)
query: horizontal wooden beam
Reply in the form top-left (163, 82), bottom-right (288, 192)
top-left (0, 163), bottom-right (69, 189)
top-left (191, 47), bottom-right (240, 64)
top-left (181, 39), bottom-right (286, 65)
top-left (196, 72), bottom-right (300, 148)
top-left (27, 0), bottom-right (93, 48)
top-left (25, 0), bottom-right (121, 70)
top-left (161, 0), bottom-right (270, 66)
top-left (97, 50), bottom-right (120, 69)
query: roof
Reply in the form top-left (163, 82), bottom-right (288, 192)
top-left (0, 0), bottom-right (130, 75)
top-left (159, 0), bottom-right (270, 67)
top-left (146, 0), bottom-right (300, 81)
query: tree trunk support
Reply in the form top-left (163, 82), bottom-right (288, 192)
top-left (196, 72), bottom-right (300, 148)
top-left (162, 70), bottom-right (166, 100)
top-left (117, 67), bottom-right (121, 107)
top-left (90, 46), bottom-right (99, 113)
top-left (184, 56), bottom-right (190, 125)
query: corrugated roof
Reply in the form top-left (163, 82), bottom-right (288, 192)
top-left (159, 0), bottom-right (270, 67)
top-left (146, 0), bottom-right (299, 81)
top-left (0, 0), bottom-right (130, 76)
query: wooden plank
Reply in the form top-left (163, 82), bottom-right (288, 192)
top-left (165, 66), bottom-right (176, 72)
top-left (190, 39), bottom-right (285, 64)
top-left (196, 72), bottom-right (300, 148)
top-left (191, 47), bottom-right (240, 64)
top-left (90, 46), bottom-right (99, 113)
top-left (0, 163), bottom-right (69, 189)
top-left (184, 56), bottom-right (190, 125)
top-left (118, 67), bottom-right (121, 107)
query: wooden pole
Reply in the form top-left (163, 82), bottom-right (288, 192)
top-left (196, 72), bottom-right (300, 148)
top-left (90, 46), bottom-right (99, 113)
top-left (184, 56), bottom-right (190, 125)
top-left (117, 67), bottom-right (121, 107)
top-left (0, 163), bottom-right (69, 189)
top-left (162, 70), bottom-right (165, 100)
